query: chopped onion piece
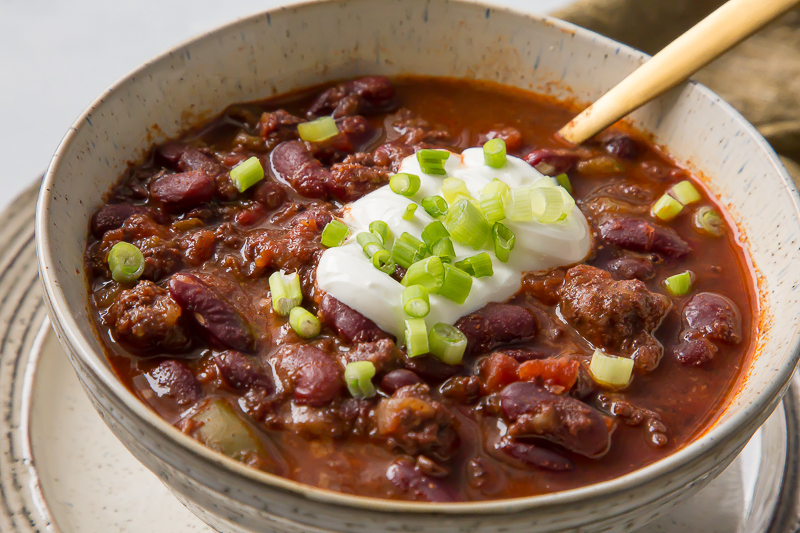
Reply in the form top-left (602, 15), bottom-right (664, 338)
top-left (390, 173), bottom-right (421, 197)
top-left (508, 186), bottom-right (534, 221)
top-left (693, 206), bottom-right (725, 237)
top-left (289, 307), bottom-right (321, 338)
top-left (442, 177), bottom-right (471, 204)
top-left (483, 138), bottom-right (507, 168)
top-left (402, 203), bottom-right (418, 220)
top-left (372, 249), bottom-right (396, 274)
top-left (321, 220), bottom-right (350, 247)
top-left (268, 271), bottom-right (303, 316)
top-left (344, 361), bottom-right (377, 399)
top-left (422, 195), bottom-right (448, 217)
top-left (438, 264), bottom-right (473, 304)
top-left (444, 198), bottom-right (491, 249)
top-left (492, 222), bottom-right (516, 263)
top-left (404, 318), bottom-right (429, 357)
top-left (670, 180), bottom-right (702, 205)
top-left (402, 284), bottom-right (430, 318)
top-left (428, 323), bottom-right (468, 365)
top-left (416, 149), bottom-right (449, 175)
top-left (108, 242), bottom-right (145, 283)
top-left (298, 116), bottom-right (339, 142)
top-left (230, 157), bottom-right (264, 192)
top-left (531, 187), bottom-right (564, 223)
top-left (454, 253), bottom-right (494, 278)
top-left (369, 220), bottom-right (392, 245)
top-left (651, 194), bottom-right (683, 221)
top-left (664, 271), bottom-right (693, 296)
top-left (480, 179), bottom-right (509, 223)
top-left (401, 256), bottom-right (444, 293)
top-left (421, 220), bottom-right (450, 247)
top-left (589, 350), bottom-right (634, 389)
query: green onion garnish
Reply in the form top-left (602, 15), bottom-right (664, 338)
top-left (390, 173), bottom-right (421, 197)
top-left (444, 198), bottom-right (491, 250)
top-left (670, 180), bottom-right (701, 205)
top-left (438, 264), bottom-right (473, 304)
top-left (442, 177), bottom-right (471, 204)
top-left (402, 284), bottom-right (430, 318)
top-left (391, 233), bottom-right (428, 269)
top-left (416, 149), bottom-right (449, 175)
top-left (401, 256), bottom-right (444, 293)
top-left (289, 306), bottom-right (321, 338)
top-left (422, 195), bottom-right (448, 218)
top-left (492, 222), bottom-right (516, 263)
top-left (404, 318), bottom-right (429, 357)
top-left (356, 231), bottom-right (384, 258)
top-left (531, 187), bottom-right (565, 223)
top-left (344, 361), bottom-right (377, 399)
top-left (421, 220), bottom-right (450, 248)
top-left (268, 271), bottom-right (303, 316)
top-left (508, 186), bottom-right (534, 222)
top-left (107, 242), bottom-right (145, 283)
top-left (480, 179), bottom-right (509, 223)
top-left (555, 173), bottom-right (572, 194)
top-left (431, 238), bottom-right (456, 263)
top-left (297, 116), bottom-right (339, 143)
top-left (589, 350), bottom-right (633, 389)
top-left (693, 206), bottom-right (725, 237)
top-left (372, 249), bottom-right (396, 274)
top-left (454, 252), bottom-right (494, 278)
top-left (369, 220), bottom-right (392, 245)
top-left (652, 194), bottom-right (683, 221)
top-left (402, 203), bottom-right (418, 220)
top-left (483, 138), bottom-right (507, 169)
top-left (664, 271), bottom-right (693, 296)
top-left (321, 220), bottom-right (350, 247)
top-left (230, 156), bottom-right (265, 193)
top-left (428, 323), bottom-right (468, 365)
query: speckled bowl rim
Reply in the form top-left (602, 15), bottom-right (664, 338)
top-left (35, 0), bottom-right (800, 515)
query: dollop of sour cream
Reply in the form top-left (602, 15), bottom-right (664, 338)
top-left (316, 148), bottom-right (591, 338)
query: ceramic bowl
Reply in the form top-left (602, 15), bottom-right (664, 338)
top-left (35, 0), bottom-right (800, 531)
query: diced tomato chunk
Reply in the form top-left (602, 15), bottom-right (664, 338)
top-left (479, 353), bottom-right (520, 394)
top-left (518, 358), bottom-right (580, 394)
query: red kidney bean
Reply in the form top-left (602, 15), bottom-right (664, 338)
top-left (90, 204), bottom-right (151, 238)
top-left (252, 181), bottom-right (287, 211)
top-left (318, 294), bottom-right (389, 343)
top-left (351, 76), bottom-right (395, 109)
top-left (493, 347), bottom-right (548, 363)
top-left (276, 345), bottom-right (343, 406)
top-left (500, 382), bottom-right (610, 457)
top-left (309, 76), bottom-right (396, 117)
top-left (598, 217), bottom-right (691, 258)
top-left (155, 142), bottom-right (189, 168)
top-left (523, 149), bottom-right (580, 176)
top-left (270, 141), bottom-right (331, 199)
top-left (150, 171), bottom-right (215, 211)
top-left (683, 292), bottom-right (742, 344)
top-left (381, 369), bottom-right (422, 394)
top-left (606, 256), bottom-right (656, 280)
top-left (213, 351), bottom-right (273, 392)
top-left (167, 272), bottom-right (256, 353)
top-left (235, 203), bottom-right (267, 227)
top-left (402, 354), bottom-right (462, 381)
top-left (674, 335), bottom-right (718, 366)
top-left (147, 360), bottom-right (201, 406)
top-left (603, 135), bottom-right (639, 160)
top-left (439, 376), bottom-right (481, 402)
top-left (386, 458), bottom-right (455, 502)
top-left (455, 304), bottom-right (539, 356)
top-left (495, 437), bottom-right (573, 472)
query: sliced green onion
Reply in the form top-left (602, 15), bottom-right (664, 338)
top-left (492, 222), bottom-right (516, 263)
top-left (416, 149), bottom-right (449, 175)
top-left (483, 138), bottom-right (507, 168)
top-left (402, 285), bottom-right (430, 318)
top-left (438, 264), bottom-right (473, 304)
top-left (480, 179), bottom-right (509, 223)
top-left (422, 195), bottom-right (448, 217)
top-left (107, 242), bottom-right (145, 283)
top-left (454, 253), bottom-right (494, 278)
top-left (670, 180), bottom-right (702, 205)
top-left (321, 220), bottom-right (350, 247)
top-left (664, 271), bottom-right (693, 296)
top-left (508, 186), bottom-right (534, 221)
top-left (555, 173), bottom-right (572, 194)
top-left (390, 173), bottom-right (421, 197)
top-left (297, 116), bottom-right (338, 142)
top-left (428, 323), bottom-right (468, 365)
top-left (230, 157), bottom-right (264, 192)
top-left (268, 271), bottom-right (303, 316)
top-left (442, 177), bottom-right (471, 204)
top-left (421, 221), bottom-right (450, 247)
top-left (431, 238), bottom-right (456, 263)
top-left (531, 187), bottom-right (565, 223)
top-left (589, 350), bottom-right (634, 389)
top-left (369, 220), bottom-right (392, 245)
top-left (652, 194), bottom-right (684, 221)
top-left (357, 231), bottom-right (384, 258)
top-left (444, 198), bottom-right (491, 250)
top-left (289, 306), bottom-right (321, 338)
top-left (559, 186), bottom-right (576, 218)
top-left (391, 233), bottom-right (428, 269)
top-left (401, 256), bottom-right (444, 293)
top-left (693, 206), bottom-right (725, 237)
top-left (344, 361), bottom-right (377, 399)
top-left (372, 249), bottom-right (396, 274)
top-left (404, 318), bottom-right (429, 357)
top-left (402, 203), bottom-right (418, 220)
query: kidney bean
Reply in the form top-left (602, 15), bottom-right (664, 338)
top-left (675, 335), bottom-right (718, 367)
top-left (603, 135), bottom-right (639, 160)
top-left (235, 203), bottom-right (267, 227)
top-left (381, 369), bottom-right (423, 394)
top-left (252, 181), bottom-right (288, 212)
top-left (167, 272), bottom-right (256, 352)
top-left (351, 76), bottom-right (395, 109)
top-left (337, 115), bottom-right (375, 148)
top-left (309, 76), bottom-right (396, 117)
top-left (455, 304), bottom-right (539, 356)
top-left (155, 142), bottom-right (190, 168)
top-left (500, 382), bottom-right (610, 457)
top-left (440, 376), bottom-right (481, 402)
top-left (386, 458), bottom-right (455, 502)
top-left (147, 360), bottom-right (202, 406)
top-left (683, 292), bottom-right (742, 344)
top-left (598, 217), bottom-right (691, 258)
top-left (495, 347), bottom-right (548, 363)
top-left (318, 294), bottom-right (389, 343)
top-left (270, 141), bottom-right (331, 199)
top-left (276, 345), bottom-right (343, 407)
top-left (495, 437), bottom-right (573, 472)
top-left (214, 351), bottom-right (273, 392)
top-left (402, 354), bottom-right (462, 381)
top-left (607, 256), bottom-right (656, 280)
top-left (150, 171), bottom-right (215, 211)
top-left (523, 149), bottom-right (580, 176)
top-left (91, 204), bottom-right (151, 238)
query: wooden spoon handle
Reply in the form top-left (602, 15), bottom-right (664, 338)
top-left (558, 0), bottom-right (800, 145)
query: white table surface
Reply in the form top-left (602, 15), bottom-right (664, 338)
top-left (0, 0), bottom-right (571, 214)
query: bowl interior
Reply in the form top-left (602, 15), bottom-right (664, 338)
top-left (36, 0), bottom-right (800, 512)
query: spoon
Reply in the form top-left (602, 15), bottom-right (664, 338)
top-left (558, 0), bottom-right (800, 145)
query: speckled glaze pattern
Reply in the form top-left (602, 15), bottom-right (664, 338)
top-left (34, 1), bottom-right (800, 532)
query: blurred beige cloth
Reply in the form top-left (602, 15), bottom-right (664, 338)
top-left (554, 0), bottom-right (800, 183)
